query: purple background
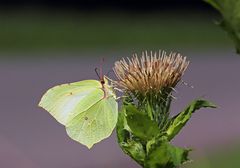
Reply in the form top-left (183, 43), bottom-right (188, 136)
top-left (0, 50), bottom-right (239, 167)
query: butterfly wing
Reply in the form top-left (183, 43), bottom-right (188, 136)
top-left (66, 96), bottom-right (118, 148)
top-left (39, 80), bottom-right (104, 125)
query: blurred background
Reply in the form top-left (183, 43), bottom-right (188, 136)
top-left (1, 0), bottom-right (240, 167)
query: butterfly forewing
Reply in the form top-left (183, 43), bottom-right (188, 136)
top-left (39, 80), bottom-right (104, 125)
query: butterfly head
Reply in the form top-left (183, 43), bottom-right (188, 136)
top-left (102, 76), bottom-right (116, 99)
top-left (100, 78), bottom-right (105, 85)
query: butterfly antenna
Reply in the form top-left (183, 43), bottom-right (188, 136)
top-left (95, 67), bottom-right (101, 80)
top-left (100, 57), bottom-right (105, 80)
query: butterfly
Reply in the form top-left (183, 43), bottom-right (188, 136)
top-left (38, 74), bottom-right (118, 149)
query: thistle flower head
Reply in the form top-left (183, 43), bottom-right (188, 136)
top-left (113, 51), bottom-right (189, 97)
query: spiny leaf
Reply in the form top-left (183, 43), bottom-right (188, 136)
top-left (166, 99), bottom-right (216, 140)
top-left (145, 136), bottom-right (190, 168)
top-left (125, 104), bottom-right (161, 141)
top-left (116, 108), bottom-right (145, 166)
top-left (116, 109), bottom-right (130, 144)
top-left (204, 0), bottom-right (240, 54)
top-left (121, 140), bottom-right (146, 166)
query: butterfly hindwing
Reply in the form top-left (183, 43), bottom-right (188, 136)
top-left (66, 96), bottom-right (118, 148)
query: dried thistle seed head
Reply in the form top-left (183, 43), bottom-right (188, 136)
top-left (113, 50), bottom-right (189, 95)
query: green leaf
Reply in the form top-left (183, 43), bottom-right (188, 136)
top-left (121, 140), bottom-right (146, 166)
top-left (116, 108), bottom-right (145, 166)
top-left (145, 136), bottom-right (190, 168)
top-left (125, 104), bottom-right (161, 141)
top-left (204, 0), bottom-right (240, 54)
top-left (116, 109), bottom-right (130, 144)
top-left (166, 99), bottom-right (216, 140)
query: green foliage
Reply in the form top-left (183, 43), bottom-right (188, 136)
top-left (116, 109), bottom-right (146, 166)
top-left (0, 12), bottom-right (230, 53)
top-left (125, 104), bottom-right (161, 141)
top-left (116, 110), bottom-right (130, 143)
top-left (145, 136), bottom-right (190, 168)
top-left (121, 140), bottom-right (146, 166)
top-left (166, 99), bottom-right (216, 140)
top-left (205, 0), bottom-right (240, 54)
top-left (116, 99), bottom-right (216, 168)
